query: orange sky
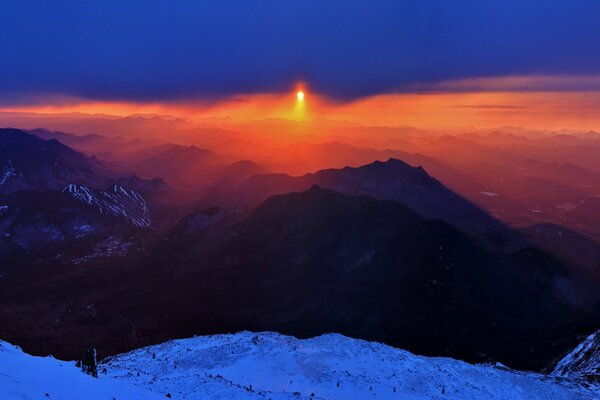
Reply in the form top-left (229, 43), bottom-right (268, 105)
top-left (4, 76), bottom-right (600, 131)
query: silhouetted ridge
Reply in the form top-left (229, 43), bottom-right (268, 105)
top-left (229, 157), bottom-right (517, 250)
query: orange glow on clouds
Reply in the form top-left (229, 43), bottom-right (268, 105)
top-left (4, 76), bottom-right (600, 131)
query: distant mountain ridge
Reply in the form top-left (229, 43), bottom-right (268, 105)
top-left (0, 128), bottom-right (102, 194)
top-left (0, 128), bottom-right (167, 196)
top-left (226, 158), bottom-right (517, 249)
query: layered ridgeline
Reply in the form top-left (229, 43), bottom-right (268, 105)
top-left (218, 158), bottom-right (518, 250)
top-left (0, 128), bottom-right (117, 193)
top-left (0, 127), bottom-right (598, 376)
top-left (0, 129), bottom-right (164, 266)
top-left (0, 128), bottom-right (103, 193)
top-left (0, 128), bottom-right (166, 196)
top-left (1, 332), bottom-right (598, 400)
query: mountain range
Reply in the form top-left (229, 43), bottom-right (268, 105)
top-left (0, 126), bottom-right (598, 377)
top-left (218, 158), bottom-right (519, 250)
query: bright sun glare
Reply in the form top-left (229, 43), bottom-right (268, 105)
top-left (296, 90), bottom-right (305, 102)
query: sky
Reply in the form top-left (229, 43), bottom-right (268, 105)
top-left (2, 1), bottom-right (600, 128)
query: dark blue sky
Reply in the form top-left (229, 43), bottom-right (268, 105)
top-left (1, 1), bottom-right (600, 104)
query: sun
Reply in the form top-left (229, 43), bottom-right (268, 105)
top-left (296, 90), bottom-right (305, 102)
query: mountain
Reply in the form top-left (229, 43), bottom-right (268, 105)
top-left (96, 186), bottom-right (598, 371)
top-left (28, 128), bottom-right (161, 160)
top-left (64, 184), bottom-right (151, 228)
top-left (2, 333), bottom-right (597, 400)
top-left (0, 128), bottom-right (105, 194)
top-left (519, 159), bottom-right (600, 190)
top-left (126, 144), bottom-right (223, 187)
top-left (552, 329), bottom-right (600, 383)
top-left (173, 206), bottom-right (243, 235)
top-left (0, 184), bottom-right (596, 370)
top-left (0, 128), bottom-right (168, 198)
top-left (267, 140), bottom-right (400, 175)
top-left (226, 158), bottom-right (516, 249)
top-left (452, 159), bottom-right (600, 242)
top-left (0, 187), bottom-right (144, 266)
top-left (521, 223), bottom-right (600, 283)
top-left (28, 128), bottom-right (114, 154)
top-left (124, 144), bottom-right (268, 190)
top-left (210, 160), bottom-right (268, 189)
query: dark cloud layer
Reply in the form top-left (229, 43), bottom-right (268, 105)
top-left (1, 1), bottom-right (600, 103)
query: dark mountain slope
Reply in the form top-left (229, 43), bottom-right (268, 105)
top-left (0, 187), bottom-right (596, 371)
top-left (0, 188), bottom-right (144, 268)
top-left (0, 128), bottom-right (168, 197)
top-left (522, 223), bottom-right (600, 283)
top-left (102, 187), bottom-right (598, 370)
top-left (0, 128), bottom-right (104, 194)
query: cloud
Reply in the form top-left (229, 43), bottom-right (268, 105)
top-left (1, 1), bottom-right (600, 103)
top-left (401, 75), bottom-right (600, 94)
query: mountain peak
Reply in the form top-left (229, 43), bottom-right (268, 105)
top-left (362, 158), bottom-right (431, 178)
top-left (0, 128), bottom-right (39, 143)
top-left (307, 183), bottom-right (324, 192)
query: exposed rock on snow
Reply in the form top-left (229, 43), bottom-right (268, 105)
top-left (63, 183), bottom-right (151, 227)
top-left (0, 161), bottom-right (20, 185)
top-left (553, 330), bottom-right (600, 383)
top-left (71, 235), bottom-right (133, 264)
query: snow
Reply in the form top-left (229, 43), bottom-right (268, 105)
top-left (72, 235), bottom-right (132, 264)
top-left (102, 332), bottom-right (597, 400)
top-left (553, 330), bottom-right (600, 383)
top-left (1, 332), bottom-right (597, 400)
top-left (0, 340), bottom-right (161, 400)
top-left (0, 161), bottom-right (20, 185)
top-left (63, 183), bottom-right (151, 227)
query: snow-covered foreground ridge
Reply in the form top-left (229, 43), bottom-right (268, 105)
top-left (2, 332), bottom-right (598, 400)
top-left (0, 340), bottom-right (161, 400)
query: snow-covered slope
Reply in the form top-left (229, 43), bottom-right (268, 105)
top-left (102, 332), bottom-right (597, 400)
top-left (2, 332), bottom-right (597, 400)
top-left (0, 340), bottom-right (161, 400)
top-left (64, 183), bottom-right (151, 227)
top-left (553, 330), bottom-right (600, 382)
